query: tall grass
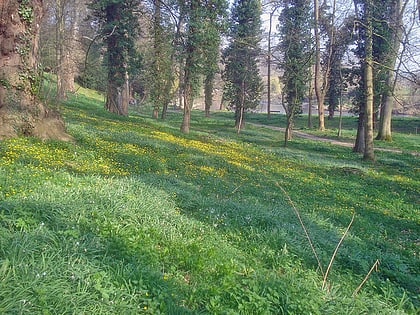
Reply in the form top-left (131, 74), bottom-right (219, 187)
top-left (0, 89), bottom-right (418, 314)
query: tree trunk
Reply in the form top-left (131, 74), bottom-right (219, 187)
top-left (267, 9), bottom-right (276, 120)
top-left (308, 66), bottom-right (314, 128)
top-left (55, 0), bottom-right (65, 100)
top-left (235, 80), bottom-right (245, 132)
top-left (376, 0), bottom-right (404, 141)
top-left (105, 71), bottom-right (129, 115)
top-left (103, 3), bottom-right (130, 116)
top-left (180, 0), bottom-right (198, 133)
top-left (180, 81), bottom-right (192, 133)
top-left (0, 0), bottom-right (70, 140)
top-left (353, 110), bottom-right (365, 153)
top-left (363, 0), bottom-right (374, 161)
top-left (284, 114), bottom-right (293, 147)
top-left (204, 73), bottom-right (213, 117)
top-left (314, 0), bottom-right (325, 131)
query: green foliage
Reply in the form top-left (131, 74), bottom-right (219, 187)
top-left (222, 0), bottom-right (263, 125)
top-left (76, 43), bottom-right (107, 92)
top-left (88, 0), bottom-right (140, 88)
top-left (18, 0), bottom-right (34, 24)
top-left (0, 86), bottom-right (419, 313)
top-left (148, 1), bottom-right (176, 114)
top-left (278, 0), bottom-right (312, 114)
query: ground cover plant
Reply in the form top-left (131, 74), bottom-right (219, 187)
top-left (0, 88), bottom-right (419, 314)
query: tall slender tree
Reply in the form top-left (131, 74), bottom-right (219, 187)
top-left (180, 0), bottom-right (227, 133)
top-left (150, 0), bottom-right (174, 119)
top-left (278, 0), bottom-right (312, 146)
top-left (203, 0), bottom-right (227, 117)
top-left (363, 0), bottom-right (374, 160)
top-left (223, 0), bottom-right (263, 131)
top-left (375, 0), bottom-right (407, 141)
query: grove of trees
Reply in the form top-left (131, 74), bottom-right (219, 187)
top-left (1, 0), bottom-right (419, 156)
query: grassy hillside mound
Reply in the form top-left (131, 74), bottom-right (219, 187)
top-left (0, 88), bottom-right (419, 314)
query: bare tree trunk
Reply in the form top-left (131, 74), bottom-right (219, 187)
top-left (376, 0), bottom-right (406, 141)
top-left (314, 0), bottom-right (336, 130)
top-left (307, 66), bottom-right (314, 128)
top-left (314, 0), bottom-right (325, 131)
top-left (363, 0), bottom-right (374, 161)
top-left (337, 70), bottom-right (343, 137)
top-left (236, 80), bottom-right (245, 133)
top-left (152, 0), bottom-right (161, 119)
top-left (267, 9), bottom-right (276, 119)
top-left (55, 0), bottom-right (65, 100)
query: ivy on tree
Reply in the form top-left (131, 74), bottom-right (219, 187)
top-left (222, 0), bottom-right (263, 131)
top-left (89, 0), bottom-right (140, 115)
top-left (278, 0), bottom-right (312, 146)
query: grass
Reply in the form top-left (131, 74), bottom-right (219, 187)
top-left (0, 88), bottom-right (419, 314)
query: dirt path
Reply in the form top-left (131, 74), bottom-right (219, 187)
top-left (248, 123), bottom-right (419, 156)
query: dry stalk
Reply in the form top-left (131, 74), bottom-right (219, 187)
top-left (322, 212), bottom-right (355, 290)
top-left (353, 259), bottom-right (380, 297)
top-left (276, 182), bottom-right (325, 277)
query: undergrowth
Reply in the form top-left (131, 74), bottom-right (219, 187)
top-left (0, 90), bottom-right (419, 314)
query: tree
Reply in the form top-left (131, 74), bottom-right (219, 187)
top-left (363, 0), bottom-right (374, 160)
top-left (264, 1), bottom-right (282, 119)
top-left (150, 0), bottom-right (175, 119)
top-left (325, 16), bottom-right (355, 121)
top-left (278, 0), bottom-right (312, 146)
top-left (202, 6), bottom-right (225, 118)
top-left (0, 0), bottom-right (70, 140)
top-left (314, 0), bottom-right (326, 130)
top-left (352, 0), bottom-right (374, 158)
top-left (89, 0), bottom-right (140, 116)
top-left (180, 0), bottom-right (203, 133)
top-left (223, 0), bottom-right (263, 131)
top-left (375, 0), bottom-right (407, 141)
top-left (180, 0), bottom-right (227, 133)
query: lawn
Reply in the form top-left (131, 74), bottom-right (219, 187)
top-left (0, 89), bottom-right (419, 314)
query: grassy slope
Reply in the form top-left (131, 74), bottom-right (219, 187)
top-left (0, 89), bottom-right (419, 314)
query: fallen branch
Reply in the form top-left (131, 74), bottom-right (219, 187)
top-left (322, 212), bottom-right (355, 290)
top-left (276, 182), bottom-right (324, 277)
top-left (353, 259), bottom-right (380, 297)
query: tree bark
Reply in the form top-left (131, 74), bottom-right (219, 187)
top-left (180, 80), bottom-right (192, 133)
top-left (204, 73), bottom-right (214, 117)
top-left (105, 70), bottom-right (129, 115)
top-left (267, 9), bottom-right (276, 119)
top-left (236, 80), bottom-right (245, 133)
top-left (103, 2), bottom-right (130, 116)
top-left (180, 0), bottom-right (198, 133)
top-left (376, 0), bottom-right (405, 141)
top-left (363, 0), bottom-right (374, 161)
top-left (308, 66), bottom-right (314, 128)
top-left (353, 110), bottom-right (365, 153)
top-left (0, 0), bottom-right (70, 140)
top-left (314, 0), bottom-right (325, 131)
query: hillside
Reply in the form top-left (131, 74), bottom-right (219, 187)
top-left (0, 88), bottom-right (419, 314)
